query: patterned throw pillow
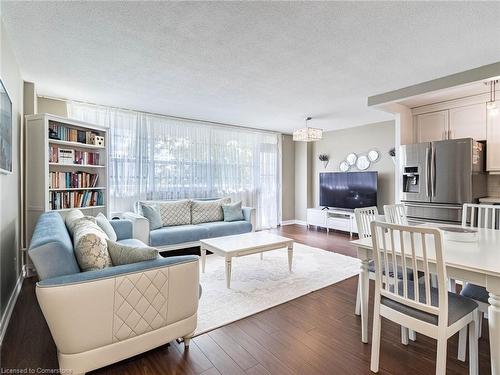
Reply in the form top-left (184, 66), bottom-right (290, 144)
top-left (72, 216), bottom-right (112, 271)
top-left (222, 201), bottom-right (244, 222)
top-left (157, 199), bottom-right (191, 227)
top-left (106, 239), bottom-right (159, 266)
top-left (191, 198), bottom-right (231, 224)
top-left (141, 204), bottom-right (163, 230)
top-left (95, 212), bottom-right (118, 241)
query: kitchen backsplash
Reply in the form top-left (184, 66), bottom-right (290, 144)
top-left (488, 174), bottom-right (500, 197)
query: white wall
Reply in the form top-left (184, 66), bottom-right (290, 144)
top-left (0, 20), bottom-right (23, 326)
top-left (311, 121), bottom-right (396, 212)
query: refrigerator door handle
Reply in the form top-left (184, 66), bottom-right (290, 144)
top-left (431, 146), bottom-right (437, 197)
top-left (425, 147), bottom-right (431, 198)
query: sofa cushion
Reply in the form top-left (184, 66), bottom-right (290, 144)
top-left (117, 238), bottom-right (149, 248)
top-left (64, 209), bottom-right (84, 235)
top-left (150, 225), bottom-right (209, 247)
top-left (28, 212), bottom-right (80, 280)
top-left (192, 197), bottom-right (231, 224)
top-left (157, 199), bottom-right (191, 227)
top-left (95, 213), bottom-right (117, 241)
top-left (141, 204), bottom-right (163, 230)
top-left (222, 201), bottom-right (244, 222)
top-left (106, 239), bottom-right (159, 266)
top-left (72, 216), bottom-right (112, 271)
top-left (197, 220), bottom-right (252, 238)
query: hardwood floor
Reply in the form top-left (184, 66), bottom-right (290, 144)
top-left (1, 224), bottom-right (491, 374)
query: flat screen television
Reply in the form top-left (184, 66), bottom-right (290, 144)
top-left (319, 171), bottom-right (377, 210)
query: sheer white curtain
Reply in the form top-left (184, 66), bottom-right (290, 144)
top-left (68, 102), bottom-right (281, 229)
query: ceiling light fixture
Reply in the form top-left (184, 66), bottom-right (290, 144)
top-left (486, 79), bottom-right (498, 115)
top-left (293, 117), bottom-right (323, 142)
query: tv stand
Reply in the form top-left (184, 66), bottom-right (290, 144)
top-left (306, 207), bottom-right (358, 237)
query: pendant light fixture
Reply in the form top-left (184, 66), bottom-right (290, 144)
top-left (293, 116), bottom-right (323, 142)
top-left (486, 79), bottom-right (498, 115)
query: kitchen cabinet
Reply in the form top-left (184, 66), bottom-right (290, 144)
top-left (415, 104), bottom-right (487, 143)
top-left (416, 110), bottom-right (448, 143)
top-left (449, 103), bottom-right (486, 140)
top-left (487, 101), bottom-right (500, 172)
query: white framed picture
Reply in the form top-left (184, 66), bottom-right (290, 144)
top-left (0, 79), bottom-right (13, 174)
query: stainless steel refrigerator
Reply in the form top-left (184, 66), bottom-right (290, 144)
top-left (400, 138), bottom-right (487, 224)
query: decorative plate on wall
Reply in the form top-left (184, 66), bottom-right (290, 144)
top-left (356, 155), bottom-right (370, 170)
top-left (368, 149), bottom-right (380, 162)
top-left (339, 160), bottom-right (350, 172)
top-left (346, 153), bottom-right (357, 166)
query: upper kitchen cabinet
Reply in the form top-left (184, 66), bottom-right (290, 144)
top-left (487, 101), bottom-right (500, 173)
top-left (416, 110), bottom-right (448, 142)
top-left (449, 103), bottom-right (486, 140)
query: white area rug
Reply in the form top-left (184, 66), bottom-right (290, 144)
top-left (195, 243), bottom-right (360, 335)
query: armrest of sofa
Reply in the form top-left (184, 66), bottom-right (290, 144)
top-left (122, 211), bottom-right (150, 245)
top-left (36, 256), bottom-right (199, 356)
top-left (242, 206), bottom-right (256, 231)
top-left (109, 219), bottom-right (133, 241)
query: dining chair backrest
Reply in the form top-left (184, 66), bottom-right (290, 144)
top-left (462, 203), bottom-right (500, 230)
top-left (384, 204), bottom-right (409, 225)
top-left (370, 221), bottom-right (448, 327)
top-left (354, 206), bottom-right (379, 239)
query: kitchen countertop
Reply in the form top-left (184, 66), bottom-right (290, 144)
top-left (479, 197), bottom-right (500, 204)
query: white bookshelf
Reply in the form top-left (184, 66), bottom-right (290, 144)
top-left (25, 113), bottom-right (109, 240)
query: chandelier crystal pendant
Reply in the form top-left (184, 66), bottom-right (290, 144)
top-left (293, 117), bottom-right (323, 142)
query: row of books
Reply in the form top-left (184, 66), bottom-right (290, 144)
top-left (50, 190), bottom-right (104, 210)
top-left (49, 146), bottom-right (101, 165)
top-left (49, 172), bottom-right (99, 189)
top-left (48, 121), bottom-right (99, 144)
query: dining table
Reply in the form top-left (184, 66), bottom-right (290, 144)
top-left (351, 224), bottom-right (500, 374)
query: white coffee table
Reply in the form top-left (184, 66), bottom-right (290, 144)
top-left (200, 232), bottom-right (294, 288)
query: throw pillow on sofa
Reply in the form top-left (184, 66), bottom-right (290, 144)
top-left (222, 201), bottom-right (244, 222)
top-left (95, 212), bottom-right (118, 241)
top-left (72, 216), bottom-right (112, 271)
top-left (141, 204), bottom-right (163, 230)
top-left (64, 208), bottom-right (84, 235)
top-left (106, 239), bottom-right (159, 266)
top-left (157, 199), bottom-right (192, 227)
top-left (191, 197), bottom-right (231, 224)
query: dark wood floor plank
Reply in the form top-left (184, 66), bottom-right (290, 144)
top-left (207, 328), bottom-right (259, 371)
top-left (193, 335), bottom-right (245, 375)
top-left (1, 225), bottom-right (491, 375)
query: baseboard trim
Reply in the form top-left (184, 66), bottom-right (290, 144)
top-left (0, 272), bottom-right (24, 347)
top-left (280, 220), bottom-right (307, 226)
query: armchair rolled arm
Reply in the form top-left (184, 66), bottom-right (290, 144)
top-left (36, 256), bottom-right (199, 356)
top-left (109, 219), bottom-right (133, 241)
top-left (242, 206), bottom-right (256, 231)
top-left (123, 211), bottom-right (150, 245)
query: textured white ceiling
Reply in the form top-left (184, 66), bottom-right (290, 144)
top-left (2, 2), bottom-right (500, 133)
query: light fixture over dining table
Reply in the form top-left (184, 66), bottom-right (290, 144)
top-left (293, 116), bottom-right (323, 142)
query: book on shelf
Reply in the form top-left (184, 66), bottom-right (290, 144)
top-left (50, 190), bottom-right (104, 210)
top-left (48, 121), bottom-right (101, 146)
top-left (49, 171), bottom-right (99, 189)
top-left (49, 145), bottom-right (101, 165)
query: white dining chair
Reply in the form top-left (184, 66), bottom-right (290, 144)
top-left (354, 206), bottom-right (379, 316)
top-left (370, 221), bottom-right (479, 375)
top-left (383, 203), bottom-right (408, 225)
top-left (458, 203), bottom-right (500, 360)
top-left (354, 207), bottom-right (415, 344)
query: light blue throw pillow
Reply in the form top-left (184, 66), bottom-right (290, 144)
top-left (222, 201), bottom-right (244, 222)
top-left (141, 204), bottom-right (163, 230)
top-left (106, 239), bottom-right (159, 266)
